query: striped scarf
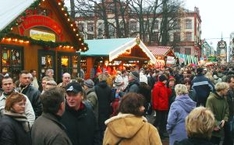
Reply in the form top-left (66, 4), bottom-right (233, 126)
top-left (4, 111), bottom-right (30, 132)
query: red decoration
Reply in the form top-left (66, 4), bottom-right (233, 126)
top-left (18, 15), bottom-right (63, 41)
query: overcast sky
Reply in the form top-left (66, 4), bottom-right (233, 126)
top-left (184, 0), bottom-right (234, 47)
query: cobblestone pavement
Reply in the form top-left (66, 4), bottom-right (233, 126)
top-left (146, 112), bottom-right (169, 145)
top-left (162, 139), bottom-right (169, 145)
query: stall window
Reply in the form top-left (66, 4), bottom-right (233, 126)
top-left (0, 45), bottom-right (23, 80)
top-left (38, 50), bottom-right (55, 81)
top-left (58, 53), bottom-right (79, 80)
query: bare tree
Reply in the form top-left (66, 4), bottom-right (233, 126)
top-left (159, 0), bottom-right (184, 46)
top-left (71, 0), bottom-right (183, 45)
top-left (70, 0), bottom-right (75, 19)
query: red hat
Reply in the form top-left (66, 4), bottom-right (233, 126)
top-left (169, 76), bottom-right (175, 81)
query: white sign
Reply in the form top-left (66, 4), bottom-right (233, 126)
top-left (167, 56), bottom-right (175, 64)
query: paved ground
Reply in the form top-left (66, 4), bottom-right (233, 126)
top-left (146, 112), bottom-right (169, 145)
top-left (162, 139), bottom-right (169, 145)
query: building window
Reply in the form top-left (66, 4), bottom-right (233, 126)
top-left (87, 34), bottom-right (94, 39)
top-left (109, 24), bottom-right (115, 38)
top-left (106, 3), bottom-right (115, 14)
top-left (185, 19), bottom-right (192, 29)
top-left (151, 32), bottom-right (159, 42)
top-left (185, 32), bottom-right (192, 41)
top-left (174, 47), bottom-right (180, 53)
top-left (185, 48), bottom-right (191, 55)
top-left (153, 20), bottom-right (159, 30)
top-left (174, 32), bottom-right (180, 41)
top-left (174, 19), bottom-right (181, 29)
top-left (129, 21), bottom-right (137, 32)
top-left (87, 23), bottom-right (94, 32)
top-left (78, 23), bottom-right (84, 32)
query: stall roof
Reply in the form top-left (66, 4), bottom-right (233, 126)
top-left (81, 38), bottom-right (156, 63)
top-left (148, 46), bottom-right (175, 57)
top-left (0, 0), bottom-right (35, 31)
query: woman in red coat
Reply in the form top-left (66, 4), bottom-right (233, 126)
top-left (152, 74), bottom-right (171, 139)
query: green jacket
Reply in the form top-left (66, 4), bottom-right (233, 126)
top-left (206, 92), bottom-right (229, 137)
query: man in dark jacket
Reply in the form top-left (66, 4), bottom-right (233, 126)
top-left (124, 71), bottom-right (140, 93)
top-left (191, 67), bottom-right (214, 106)
top-left (31, 87), bottom-right (72, 145)
top-left (95, 73), bottom-right (113, 141)
top-left (18, 70), bottom-right (42, 118)
top-left (61, 82), bottom-right (101, 145)
top-left (223, 75), bottom-right (234, 145)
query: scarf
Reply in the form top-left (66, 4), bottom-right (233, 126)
top-left (4, 111), bottom-right (30, 132)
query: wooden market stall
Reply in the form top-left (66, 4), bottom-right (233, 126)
top-left (148, 46), bottom-right (176, 68)
top-left (80, 38), bottom-right (156, 79)
top-left (0, 0), bottom-right (87, 82)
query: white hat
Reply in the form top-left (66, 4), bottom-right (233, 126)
top-left (140, 74), bottom-right (148, 84)
top-left (114, 75), bottom-right (124, 87)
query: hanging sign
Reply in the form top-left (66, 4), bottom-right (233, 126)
top-left (18, 15), bottom-right (63, 40)
top-left (30, 29), bottom-right (56, 42)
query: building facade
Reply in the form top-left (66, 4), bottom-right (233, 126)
top-left (74, 0), bottom-right (202, 57)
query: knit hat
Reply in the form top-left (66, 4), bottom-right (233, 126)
top-left (84, 79), bottom-right (94, 88)
top-left (65, 82), bottom-right (83, 94)
top-left (129, 71), bottom-right (139, 80)
top-left (169, 76), bottom-right (175, 81)
top-left (197, 67), bottom-right (204, 74)
top-left (159, 74), bottom-right (167, 82)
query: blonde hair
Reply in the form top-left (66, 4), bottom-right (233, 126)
top-left (186, 106), bottom-right (215, 139)
top-left (215, 82), bottom-right (229, 92)
top-left (175, 84), bottom-right (188, 96)
top-left (98, 73), bottom-right (107, 81)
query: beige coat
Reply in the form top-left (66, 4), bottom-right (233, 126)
top-left (103, 113), bottom-right (162, 145)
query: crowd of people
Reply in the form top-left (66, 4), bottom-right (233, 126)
top-left (0, 64), bottom-right (233, 145)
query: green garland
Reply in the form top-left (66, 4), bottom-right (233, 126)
top-left (3, 33), bottom-right (88, 50)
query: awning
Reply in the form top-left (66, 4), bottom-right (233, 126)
top-left (148, 46), bottom-right (175, 57)
top-left (81, 38), bottom-right (156, 64)
top-left (0, 0), bottom-right (35, 31)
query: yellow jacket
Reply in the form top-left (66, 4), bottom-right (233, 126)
top-left (103, 113), bottom-right (162, 145)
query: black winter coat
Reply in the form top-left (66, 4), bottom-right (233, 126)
top-left (61, 103), bottom-right (101, 145)
top-left (0, 115), bottom-right (31, 145)
top-left (20, 85), bottom-right (42, 118)
top-left (95, 81), bottom-right (112, 131)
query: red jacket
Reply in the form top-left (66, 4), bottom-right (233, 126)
top-left (152, 81), bottom-right (171, 111)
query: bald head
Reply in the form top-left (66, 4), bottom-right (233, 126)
top-left (62, 72), bottom-right (71, 85)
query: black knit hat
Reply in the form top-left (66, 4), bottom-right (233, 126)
top-left (197, 68), bottom-right (204, 74)
top-left (159, 75), bottom-right (167, 82)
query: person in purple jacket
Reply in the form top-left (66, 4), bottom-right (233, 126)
top-left (166, 84), bottom-right (196, 145)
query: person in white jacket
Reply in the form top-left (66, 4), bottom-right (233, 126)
top-left (0, 75), bottom-right (35, 127)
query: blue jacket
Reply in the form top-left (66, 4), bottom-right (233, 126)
top-left (191, 74), bottom-right (214, 106)
top-left (167, 94), bottom-right (196, 145)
